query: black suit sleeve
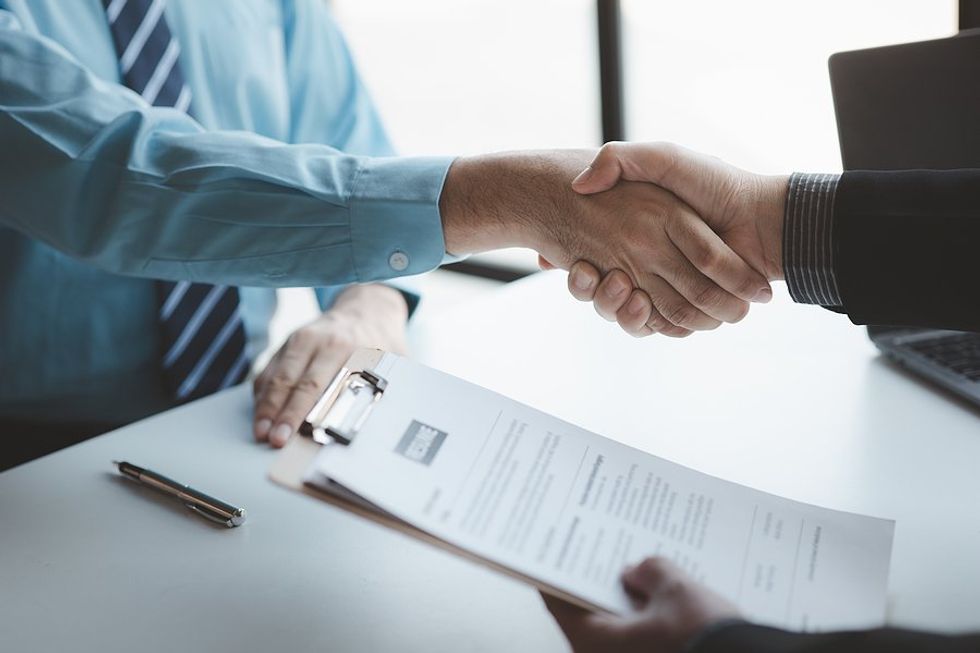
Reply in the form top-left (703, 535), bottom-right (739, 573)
top-left (834, 169), bottom-right (980, 331)
top-left (690, 622), bottom-right (980, 653)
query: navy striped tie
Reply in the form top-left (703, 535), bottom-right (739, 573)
top-left (103, 0), bottom-right (251, 402)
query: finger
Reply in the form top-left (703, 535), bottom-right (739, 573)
top-left (593, 269), bottom-right (633, 321)
top-left (621, 558), bottom-right (674, 601)
top-left (541, 593), bottom-right (617, 648)
top-left (252, 363), bottom-right (275, 441)
top-left (660, 323), bottom-right (695, 338)
top-left (639, 273), bottom-right (722, 331)
top-left (538, 255), bottom-right (556, 271)
top-left (572, 142), bottom-right (713, 205)
top-left (253, 333), bottom-right (317, 445)
top-left (667, 211), bottom-right (772, 304)
top-left (571, 141), bottom-right (628, 195)
top-left (652, 238), bottom-right (751, 324)
top-left (616, 289), bottom-right (655, 337)
top-left (267, 346), bottom-right (347, 448)
top-left (642, 305), bottom-right (694, 338)
top-left (568, 260), bottom-right (601, 301)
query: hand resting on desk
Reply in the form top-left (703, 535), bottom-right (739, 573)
top-left (251, 284), bottom-right (408, 448)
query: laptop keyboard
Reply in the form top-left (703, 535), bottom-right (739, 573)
top-left (905, 333), bottom-right (980, 382)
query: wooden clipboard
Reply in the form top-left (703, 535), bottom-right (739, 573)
top-left (267, 347), bottom-right (603, 613)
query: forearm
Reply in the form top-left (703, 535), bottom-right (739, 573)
top-left (0, 18), bottom-right (450, 287)
top-left (439, 150), bottom-right (595, 256)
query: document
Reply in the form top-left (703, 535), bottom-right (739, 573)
top-left (304, 353), bottom-right (894, 631)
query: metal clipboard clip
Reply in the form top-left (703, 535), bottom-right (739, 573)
top-left (299, 368), bottom-right (388, 446)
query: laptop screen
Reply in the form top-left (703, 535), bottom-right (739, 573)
top-left (829, 30), bottom-right (980, 171)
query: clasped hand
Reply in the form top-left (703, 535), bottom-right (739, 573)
top-left (540, 142), bottom-right (788, 338)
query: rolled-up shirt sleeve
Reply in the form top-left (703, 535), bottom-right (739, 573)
top-left (0, 13), bottom-right (453, 288)
top-left (782, 172), bottom-right (843, 306)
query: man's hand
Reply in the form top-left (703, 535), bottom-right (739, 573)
top-left (439, 150), bottom-right (774, 333)
top-left (252, 284), bottom-right (408, 447)
top-left (543, 557), bottom-right (740, 653)
top-left (563, 142), bottom-right (789, 337)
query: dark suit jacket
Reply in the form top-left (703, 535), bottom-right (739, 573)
top-left (694, 622), bottom-right (980, 652)
top-left (834, 169), bottom-right (980, 331)
top-left (692, 169), bottom-right (980, 651)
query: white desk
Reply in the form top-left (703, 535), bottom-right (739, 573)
top-left (3, 272), bottom-right (979, 652)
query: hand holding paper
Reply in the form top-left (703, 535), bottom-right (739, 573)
top-left (274, 351), bottom-right (895, 633)
top-left (543, 557), bottom-right (740, 653)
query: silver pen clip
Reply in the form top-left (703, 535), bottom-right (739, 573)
top-left (184, 502), bottom-right (244, 527)
top-left (184, 503), bottom-right (234, 527)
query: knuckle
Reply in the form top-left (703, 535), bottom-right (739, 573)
top-left (646, 313), bottom-right (664, 330)
top-left (694, 243), bottom-right (725, 275)
top-left (286, 326), bottom-right (322, 351)
top-left (294, 375), bottom-right (322, 397)
top-left (326, 331), bottom-right (356, 352)
top-left (601, 140), bottom-right (626, 156)
top-left (693, 283), bottom-right (725, 311)
top-left (663, 302), bottom-right (698, 328)
top-left (267, 373), bottom-right (296, 390)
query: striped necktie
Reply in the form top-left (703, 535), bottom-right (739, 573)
top-left (103, 0), bottom-right (251, 402)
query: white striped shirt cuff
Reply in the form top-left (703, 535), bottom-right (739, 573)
top-left (783, 172), bottom-right (842, 306)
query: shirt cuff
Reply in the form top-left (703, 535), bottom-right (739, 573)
top-left (348, 155), bottom-right (455, 282)
top-left (782, 172), bottom-right (843, 306)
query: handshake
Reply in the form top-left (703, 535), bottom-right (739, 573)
top-left (440, 142), bottom-right (790, 337)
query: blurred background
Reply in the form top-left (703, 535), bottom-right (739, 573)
top-left (269, 0), bottom-right (958, 359)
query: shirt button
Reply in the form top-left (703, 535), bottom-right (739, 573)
top-left (388, 250), bottom-right (410, 271)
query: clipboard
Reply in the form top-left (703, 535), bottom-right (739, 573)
top-left (267, 348), bottom-right (600, 612)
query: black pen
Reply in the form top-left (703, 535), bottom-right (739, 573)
top-left (113, 461), bottom-right (247, 527)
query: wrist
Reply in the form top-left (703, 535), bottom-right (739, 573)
top-left (329, 284), bottom-right (408, 326)
top-left (755, 174), bottom-right (788, 281)
top-left (438, 150), bottom-right (594, 256)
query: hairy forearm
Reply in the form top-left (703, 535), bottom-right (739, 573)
top-left (439, 150), bottom-right (595, 255)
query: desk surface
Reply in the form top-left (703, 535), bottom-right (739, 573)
top-left (3, 272), bottom-right (979, 652)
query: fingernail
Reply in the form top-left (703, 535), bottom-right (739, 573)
top-left (627, 294), bottom-right (646, 316)
top-left (752, 287), bottom-right (773, 303)
top-left (571, 268), bottom-right (594, 292)
top-left (605, 279), bottom-right (627, 299)
top-left (271, 423), bottom-right (292, 445)
top-left (571, 166), bottom-right (593, 186)
top-left (255, 418), bottom-right (272, 438)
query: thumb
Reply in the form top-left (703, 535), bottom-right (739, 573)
top-left (621, 558), bottom-right (675, 601)
top-left (571, 142), bottom-right (628, 194)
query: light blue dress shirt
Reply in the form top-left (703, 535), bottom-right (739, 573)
top-left (0, 0), bottom-right (453, 423)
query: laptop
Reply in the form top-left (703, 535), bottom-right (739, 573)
top-left (829, 30), bottom-right (980, 407)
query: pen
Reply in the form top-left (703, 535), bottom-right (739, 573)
top-left (113, 460), bottom-right (247, 527)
